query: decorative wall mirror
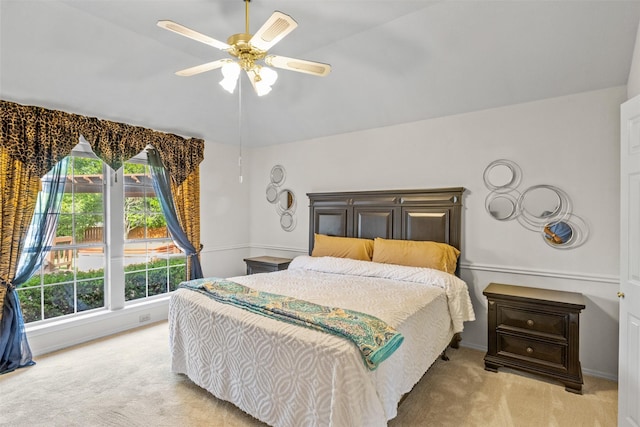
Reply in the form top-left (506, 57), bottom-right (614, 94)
top-left (276, 189), bottom-right (296, 215)
top-left (544, 221), bottom-right (573, 245)
top-left (265, 165), bottom-right (296, 231)
top-left (541, 214), bottom-right (589, 249)
top-left (485, 192), bottom-right (519, 221)
top-left (483, 160), bottom-right (589, 249)
top-left (517, 184), bottom-right (571, 231)
top-left (280, 211), bottom-right (296, 232)
top-left (483, 159), bottom-right (522, 192)
top-left (270, 165), bottom-right (286, 186)
top-left (520, 185), bottom-right (562, 218)
top-left (266, 183), bottom-right (279, 203)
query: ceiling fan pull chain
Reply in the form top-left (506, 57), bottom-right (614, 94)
top-left (238, 76), bottom-right (243, 184)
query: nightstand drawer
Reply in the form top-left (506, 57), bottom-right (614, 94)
top-left (497, 306), bottom-right (566, 338)
top-left (498, 333), bottom-right (566, 368)
top-left (244, 256), bottom-right (292, 275)
top-left (247, 264), bottom-right (282, 275)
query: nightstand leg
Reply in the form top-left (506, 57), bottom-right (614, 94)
top-left (484, 360), bottom-right (499, 372)
top-left (564, 382), bottom-right (583, 394)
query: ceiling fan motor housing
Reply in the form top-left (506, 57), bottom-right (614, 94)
top-left (227, 33), bottom-right (267, 71)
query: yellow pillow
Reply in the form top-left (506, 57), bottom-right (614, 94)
top-left (311, 234), bottom-right (374, 261)
top-left (372, 238), bottom-right (460, 273)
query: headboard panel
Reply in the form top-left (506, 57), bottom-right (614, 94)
top-left (308, 188), bottom-right (465, 254)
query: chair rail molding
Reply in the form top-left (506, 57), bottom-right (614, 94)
top-left (460, 261), bottom-right (618, 284)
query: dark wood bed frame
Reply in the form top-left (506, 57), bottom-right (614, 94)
top-left (308, 187), bottom-right (464, 253)
top-left (307, 187), bottom-right (466, 350)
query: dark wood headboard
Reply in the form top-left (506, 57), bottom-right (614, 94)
top-left (307, 188), bottom-right (465, 254)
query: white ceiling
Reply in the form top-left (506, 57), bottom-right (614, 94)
top-left (2, 1), bottom-right (639, 147)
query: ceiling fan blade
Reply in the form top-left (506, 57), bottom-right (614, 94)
top-left (175, 60), bottom-right (228, 77)
top-left (265, 55), bottom-right (331, 77)
top-left (157, 20), bottom-right (230, 51)
top-left (250, 12), bottom-right (298, 52)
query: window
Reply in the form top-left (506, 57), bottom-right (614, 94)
top-left (123, 161), bottom-right (186, 301)
top-left (18, 144), bottom-right (186, 324)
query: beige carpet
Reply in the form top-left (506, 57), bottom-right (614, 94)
top-left (0, 321), bottom-right (617, 427)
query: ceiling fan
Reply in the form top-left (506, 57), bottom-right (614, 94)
top-left (157, 0), bottom-right (331, 96)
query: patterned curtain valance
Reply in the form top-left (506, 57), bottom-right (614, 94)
top-left (1, 100), bottom-right (204, 184)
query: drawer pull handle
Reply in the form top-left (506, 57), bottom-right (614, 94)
top-left (526, 347), bottom-right (534, 354)
top-left (526, 319), bottom-right (534, 327)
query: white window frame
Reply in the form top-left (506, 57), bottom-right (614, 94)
top-left (25, 142), bottom-right (187, 342)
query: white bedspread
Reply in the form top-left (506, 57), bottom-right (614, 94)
top-left (169, 256), bottom-right (475, 427)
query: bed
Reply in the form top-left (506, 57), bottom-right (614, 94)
top-left (169, 188), bottom-right (475, 427)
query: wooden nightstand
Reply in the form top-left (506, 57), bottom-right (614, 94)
top-left (243, 256), bottom-right (292, 275)
top-left (483, 282), bottom-right (586, 394)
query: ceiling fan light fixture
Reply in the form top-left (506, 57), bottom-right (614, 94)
top-left (246, 68), bottom-right (273, 97)
top-left (158, 0), bottom-right (331, 95)
top-left (254, 67), bottom-right (277, 96)
top-left (219, 61), bottom-right (242, 93)
top-left (259, 66), bottom-right (278, 86)
top-left (254, 76), bottom-right (273, 96)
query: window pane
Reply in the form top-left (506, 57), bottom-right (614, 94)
top-left (75, 214), bottom-right (104, 243)
top-left (148, 215), bottom-right (168, 238)
top-left (17, 285), bottom-right (41, 323)
top-left (46, 241), bottom-right (73, 271)
top-left (147, 195), bottom-right (162, 213)
top-left (43, 282), bottom-right (75, 319)
top-left (124, 163), bottom-right (146, 175)
top-left (77, 246), bottom-right (104, 276)
top-left (60, 194), bottom-right (73, 214)
top-left (147, 267), bottom-right (168, 296)
top-left (123, 239), bottom-right (185, 301)
top-left (81, 226), bottom-right (103, 243)
top-left (77, 278), bottom-right (104, 312)
top-left (75, 191), bottom-right (103, 214)
top-left (125, 270), bottom-right (147, 301)
top-left (124, 242), bottom-right (150, 269)
top-left (169, 262), bottom-right (187, 291)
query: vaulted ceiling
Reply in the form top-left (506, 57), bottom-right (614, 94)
top-left (2, 1), bottom-right (639, 147)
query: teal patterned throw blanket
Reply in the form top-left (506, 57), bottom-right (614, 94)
top-left (179, 278), bottom-right (404, 370)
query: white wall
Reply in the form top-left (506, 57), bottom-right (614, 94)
top-left (628, 21), bottom-right (640, 99)
top-left (199, 141), bottom-right (252, 278)
top-left (241, 86), bottom-right (625, 380)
